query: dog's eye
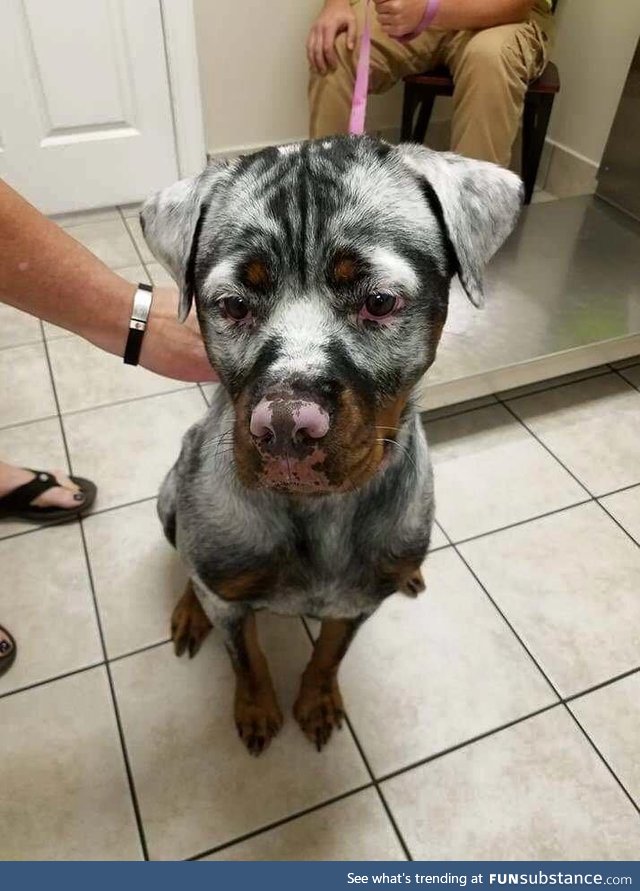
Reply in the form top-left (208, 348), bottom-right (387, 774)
top-left (222, 296), bottom-right (250, 322)
top-left (360, 293), bottom-right (398, 321)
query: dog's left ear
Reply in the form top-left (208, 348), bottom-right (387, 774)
top-left (396, 144), bottom-right (523, 307)
top-left (140, 161), bottom-right (232, 321)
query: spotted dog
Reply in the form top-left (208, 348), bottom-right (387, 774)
top-left (141, 136), bottom-right (521, 755)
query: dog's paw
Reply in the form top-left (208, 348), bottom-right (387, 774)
top-left (171, 584), bottom-right (212, 658)
top-left (294, 677), bottom-right (344, 751)
top-left (235, 692), bottom-right (284, 756)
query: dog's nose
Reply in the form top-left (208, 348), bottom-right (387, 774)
top-left (250, 396), bottom-right (330, 452)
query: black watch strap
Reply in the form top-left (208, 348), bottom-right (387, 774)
top-left (123, 283), bottom-right (153, 366)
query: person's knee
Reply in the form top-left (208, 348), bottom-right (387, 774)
top-left (458, 26), bottom-right (526, 84)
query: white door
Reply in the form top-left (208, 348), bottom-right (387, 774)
top-left (0, 0), bottom-right (180, 214)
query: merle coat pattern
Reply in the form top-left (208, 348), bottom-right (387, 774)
top-left (141, 136), bottom-right (522, 754)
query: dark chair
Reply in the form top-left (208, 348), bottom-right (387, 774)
top-left (400, 4), bottom-right (560, 204)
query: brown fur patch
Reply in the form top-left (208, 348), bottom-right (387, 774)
top-left (379, 555), bottom-right (426, 598)
top-left (243, 259), bottom-right (270, 290)
top-left (332, 253), bottom-right (358, 285)
top-left (216, 564), bottom-right (279, 601)
top-left (294, 619), bottom-right (356, 750)
top-left (233, 613), bottom-right (283, 755)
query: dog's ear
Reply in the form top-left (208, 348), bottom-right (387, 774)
top-left (140, 161), bottom-right (231, 321)
top-left (396, 144), bottom-right (523, 307)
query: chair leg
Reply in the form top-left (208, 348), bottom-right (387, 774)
top-left (412, 94), bottom-right (435, 144)
top-left (401, 85), bottom-right (419, 141)
top-left (522, 93), bottom-right (555, 204)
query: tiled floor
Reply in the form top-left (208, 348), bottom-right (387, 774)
top-left (1, 207), bottom-right (640, 860)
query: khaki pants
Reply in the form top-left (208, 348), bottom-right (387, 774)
top-left (309, 2), bottom-right (553, 166)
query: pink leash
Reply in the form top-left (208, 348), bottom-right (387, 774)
top-left (348, 0), bottom-right (440, 135)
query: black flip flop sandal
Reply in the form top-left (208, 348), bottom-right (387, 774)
top-left (0, 469), bottom-right (97, 524)
top-left (0, 625), bottom-right (16, 678)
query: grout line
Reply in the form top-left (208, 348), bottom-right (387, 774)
top-left (0, 412), bottom-right (59, 435)
top-left (188, 781), bottom-right (375, 861)
top-left (562, 704), bottom-right (640, 816)
top-left (0, 660), bottom-right (105, 702)
top-left (377, 701), bottom-right (561, 784)
top-left (299, 618), bottom-right (412, 861)
top-left (60, 384), bottom-right (198, 420)
top-left (108, 637), bottom-right (172, 665)
top-left (564, 664), bottom-right (640, 704)
top-left (0, 335), bottom-right (44, 352)
top-left (495, 395), bottom-right (640, 551)
top-left (448, 498), bottom-right (592, 547)
top-left (609, 364), bottom-right (640, 394)
top-left (495, 366), bottom-right (613, 405)
top-left (40, 331), bottom-right (150, 861)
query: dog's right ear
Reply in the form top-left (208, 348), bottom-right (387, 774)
top-left (140, 161), bottom-right (231, 322)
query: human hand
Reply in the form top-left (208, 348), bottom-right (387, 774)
top-left (139, 286), bottom-right (218, 383)
top-left (373, 0), bottom-right (426, 38)
top-left (307, 0), bottom-right (357, 74)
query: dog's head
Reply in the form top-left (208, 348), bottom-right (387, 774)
top-left (141, 137), bottom-right (521, 495)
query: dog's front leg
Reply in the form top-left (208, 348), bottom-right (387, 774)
top-left (222, 609), bottom-right (284, 756)
top-left (294, 617), bottom-right (363, 751)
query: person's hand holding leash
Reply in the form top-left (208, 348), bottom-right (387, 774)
top-left (373, 0), bottom-right (430, 38)
top-left (307, 0), bottom-right (357, 74)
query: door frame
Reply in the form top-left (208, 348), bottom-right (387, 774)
top-left (159, 0), bottom-right (206, 178)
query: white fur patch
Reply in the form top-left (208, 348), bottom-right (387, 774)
top-left (367, 246), bottom-right (419, 292)
top-left (204, 257), bottom-right (239, 293)
top-left (267, 297), bottom-right (334, 377)
top-left (278, 143), bottom-right (301, 156)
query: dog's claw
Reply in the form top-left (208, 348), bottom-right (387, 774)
top-left (235, 697), bottom-right (283, 756)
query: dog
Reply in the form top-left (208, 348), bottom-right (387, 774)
top-left (141, 136), bottom-right (521, 755)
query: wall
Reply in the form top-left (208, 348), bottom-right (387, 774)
top-left (194, 0), bottom-right (424, 156)
top-left (547, 0), bottom-right (640, 166)
top-left (194, 0), bottom-right (640, 170)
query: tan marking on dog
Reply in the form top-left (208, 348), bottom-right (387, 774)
top-left (332, 253), bottom-right (358, 285)
top-left (244, 259), bottom-right (270, 290)
top-left (216, 564), bottom-right (279, 601)
top-left (294, 619), bottom-right (355, 750)
top-left (171, 580), bottom-right (212, 658)
top-left (233, 612), bottom-right (283, 755)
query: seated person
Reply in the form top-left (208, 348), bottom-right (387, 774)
top-left (308, 0), bottom-right (554, 167)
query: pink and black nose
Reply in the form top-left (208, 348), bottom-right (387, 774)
top-left (250, 395), bottom-right (330, 456)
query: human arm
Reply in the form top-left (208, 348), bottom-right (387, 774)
top-left (373, 0), bottom-right (536, 38)
top-left (307, 0), bottom-right (357, 74)
top-left (0, 178), bottom-right (217, 383)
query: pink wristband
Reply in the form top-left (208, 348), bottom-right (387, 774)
top-left (398, 0), bottom-right (440, 42)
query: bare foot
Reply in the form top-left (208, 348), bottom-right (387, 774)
top-left (0, 462), bottom-right (84, 510)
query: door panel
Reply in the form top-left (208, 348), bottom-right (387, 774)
top-left (0, 0), bottom-right (179, 213)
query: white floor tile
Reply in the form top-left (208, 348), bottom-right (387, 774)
top-left (0, 418), bottom-right (69, 540)
top-left (341, 549), bottom-right (555, 777)
top-left (204, 789), bottom-right (404, 861)
top-left (422, 394), bottom-right (497, 423)
top-left (63, 388), bottom-right (205, 513)
top-left (124, 216), bottom-right (154, 263)
top-left (383, 707), bottom-right (640, 860)
top-left (0, 305), bottom-right (42, 350)
top-left (111, 616), bottom-right (370, 860)
top-left (0, 668), bottom-right (142, 859)
top-left (118, 202), bottom-right (142, 219)
top-left (0, 343), bottom-right (57, 428)
top-left (0, 524), bottom-right (102, 695)
top-left (570, 671), bottom-right (640, 805)
top-left (427, 404), bottom-right (585, 541)
top-left (460, 503), bottom-right (640, 696)
top-left (48, 335), bottom-right (190, 414)
top-left (147, 263), bottom-right (176, 287)
top-left (64, 218), bottom-right (139, 269)
top-left (507, 374), bottom-right (640, 495)
top-left (599, 484), bottom-right (640, 544)
top-left (84, 499), bottom-right (186, 659)
top-left (112, 264), bottom-right (150, 285)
